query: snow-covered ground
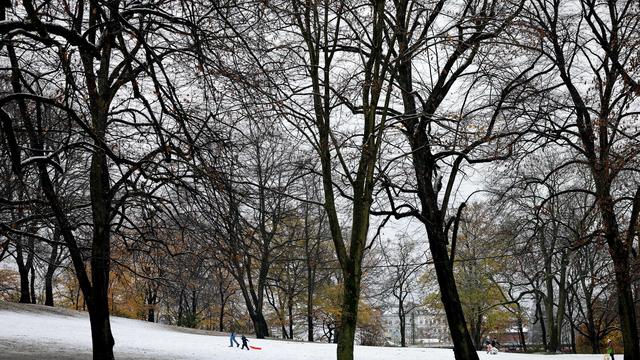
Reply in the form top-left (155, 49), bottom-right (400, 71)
top-left (0, 302), bottom-right (618, 360)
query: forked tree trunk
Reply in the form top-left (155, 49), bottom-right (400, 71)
top-left (250, 312), bottom-right (270, 339)
top-left (16, 238), bottom-right (31, 304)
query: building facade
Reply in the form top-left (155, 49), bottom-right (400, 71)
top-left (381, 306), bottom-right (452, 346)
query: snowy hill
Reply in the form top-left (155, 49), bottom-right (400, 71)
top-left (0, 302), bottom-right (618, 359)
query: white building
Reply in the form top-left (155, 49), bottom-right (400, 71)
top-left (381, 306), bottom-right (452, 346)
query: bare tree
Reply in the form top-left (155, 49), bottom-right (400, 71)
top-left (522, 1), bottom-right (640, 356)
top-left (378, 237), bottom-right (424, 347)
top-left (286, 1), bottom-right (393, 358)
top-left (373, 1), bottom-right (531, 358)
top-left (0, 1), bottom-right (207, 357)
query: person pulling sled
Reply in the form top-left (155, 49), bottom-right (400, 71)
top-left (241, 335), bottom-right (250, 350)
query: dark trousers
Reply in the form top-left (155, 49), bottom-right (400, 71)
top-left (241, 343), bottom-right (249, 350)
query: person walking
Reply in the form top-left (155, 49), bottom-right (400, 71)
top-left (241, 335), bottom-right (250, 350)
top-left (607, 339), bottom-right (615, 360)
top-left (229, 332), bottom-right (240, 347)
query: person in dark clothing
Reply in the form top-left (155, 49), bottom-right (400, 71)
top-left (491, 338), bottom-right (496, 347)
top-left (229, 332), bottom-right (239, 347)
top-left (241, 335), bottom-right (250, 350)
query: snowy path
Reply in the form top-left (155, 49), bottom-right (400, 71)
top-left (0, 302), bottom-right (620, 359)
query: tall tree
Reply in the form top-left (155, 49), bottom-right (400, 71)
top-left (374, 1), bottom-right (529, 358)
top-left (0, 1), bottom-right (206, 358)
top-left (281, 1), bottom-right (394, 358)
top-left (524, 1), bottom-right (640, 356)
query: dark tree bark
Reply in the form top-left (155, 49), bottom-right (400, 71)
top-left (29, 261), bottom-right (36, 304)
top-left (288, 298), bottom-right (294, 340)
top-left (535, 295), bottom-right (548, 350)
top-left (398, 302), bottom-right (406, 347)
top-left (218, 301), bottom-right (225, 332)
top-left (44, 241), bottom-right (59, 307)
top-left (517, 318), bottom-right (527, 352)
top-left (306, 262), bottom-right (315, 342)
top-left (15, 236), bottom-right (31, 304)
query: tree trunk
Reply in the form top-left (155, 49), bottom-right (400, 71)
top-left (598, 189), bottom-right (640, 360)
top-left (88, 137), bottom-right (115, 360)
top-left (569, 320), bottom-right (576, 354)
top-left (88, 301), bottom-right (115, 360)
top-left (250, 311), bottom-right (270, 339)
top-left (288, 299), bottom-right (294, 340)
top-left (307, 280), bottom-right (314, 342)
top-left (517, 318), bottom-right (527, 352)
top-left (590, 332), bottom-right (600, 354)
top-left (218, 286), bottom-right (225, 331)
top-left (336, 269), bottom-right (360, 360)
top-left (16, 239), bottom-right (31, 304)
top-left (473, 312), bottom-right (483, 350)
top-left (29, 263), bottom-right (36, 304)
top-left (612, 254), bottom-right (640, 360)
top-left (237, 279), bottom-right (270, 338)
top-left (399, 302), bottom-right (406, 347)
top-left (536, 295), bottom-right (548, 350)
top-left (191, 289), bottom-right (198, 326)
top-left (75, 288), bottom-right (81, 311)
top-left (551, 252), bottom-right (569, 352)
top-left (45, 241), bottom-right (59, 306)
top-left (545, 264), bottom-right (558, 352)
top-left (411, 311), bottom-right (415, 345)
top-left (306, 234), bottom-right (316, 342)
top-left (146, 288), bottom-right (156, 323)
top-left (583, 281), bottom-right (599, 354)
top-left (429, 229), bottom-right (478, 360)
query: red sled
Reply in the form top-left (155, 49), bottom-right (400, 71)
top-left (249, 346), bottom-right (262, 350)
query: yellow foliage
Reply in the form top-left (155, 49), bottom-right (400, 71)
top-left (315, 283), bottom-right (380, 327)
top-left (0, 269), bottom-right (20, 301)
